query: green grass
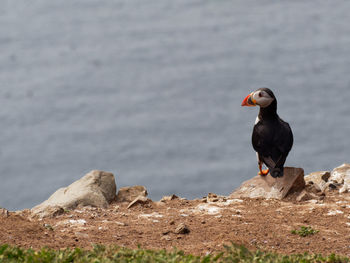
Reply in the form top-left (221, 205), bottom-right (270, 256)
top-left (0, 243), bottom-right (348, 263)
top-left (291, 226), bottom-right (319, 237)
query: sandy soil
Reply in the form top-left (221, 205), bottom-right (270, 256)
top-left (1, 192), bottom-right (350, 256)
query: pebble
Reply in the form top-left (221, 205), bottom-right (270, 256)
top-left (115, 221), bottom-right (128, 226)
top-left (174, 223), bottom-right (190, 234)
top-left (161, 236), bottom-right (171, 241)
top-left (44, 224), bottom-right (54, 231)
top-left (162, 230), bottom-right (171, 235)
top-left (0, 208), bottom-right (9, 218)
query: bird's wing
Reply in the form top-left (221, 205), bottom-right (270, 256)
top-left (252, 122), bottom-right (273, 156)
top-left (274, 120), bottom-right (293, 161)
top-left (252, 120), bottom-right (293, 169)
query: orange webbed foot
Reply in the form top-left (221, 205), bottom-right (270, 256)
top-left (258, 169), bottom-right (269, 176)
top-left (258, 163), bottom-right (269, 176)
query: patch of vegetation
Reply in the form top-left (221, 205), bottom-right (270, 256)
top-left (0, 243), bottom-right (348, 263)
top-left (291, 226), bottom-right (319, 237)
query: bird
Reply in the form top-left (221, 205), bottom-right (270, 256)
top-left (241, 88), bottom-right (293, 178)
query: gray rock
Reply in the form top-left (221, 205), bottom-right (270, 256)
top-left (32, 170), bottom-right (116, 217)
top-left (116, 186), bottom-right (148, 203)
top-left (329, 164), bottom-right (350, 194)
top-left (339, 183), bottom-right (349, 194)
top-left (304, 171), bottom-right (330, 192)
top-left (321, 182), bottom-right (342, 196)
top-left (329, 164), bottom-right (350, 184)
top-left (230, 167), bottom-right (305, 200)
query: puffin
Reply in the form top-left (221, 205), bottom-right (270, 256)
top-left (241, 88), bottom-right (293, 178)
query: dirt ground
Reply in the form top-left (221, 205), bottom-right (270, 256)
top-left (1, 192), bottom-right (350, 257)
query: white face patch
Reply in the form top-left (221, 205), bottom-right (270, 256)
top-left (252, 90), bottom-right (274, 108)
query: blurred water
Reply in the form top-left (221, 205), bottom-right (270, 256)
top-left (1, 1), bottom-right (350, 210)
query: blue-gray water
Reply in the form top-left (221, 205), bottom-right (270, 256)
top-left (1, 1), bottom-right (350, 210)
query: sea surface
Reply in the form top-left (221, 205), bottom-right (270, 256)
top-left (1, 1), bottom-right (350, 210)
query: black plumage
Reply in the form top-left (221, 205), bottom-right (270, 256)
top-left (251, 89), bottom-right (293, 177)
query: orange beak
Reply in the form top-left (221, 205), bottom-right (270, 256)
top-left (241, 92), bottom-right (256, 107)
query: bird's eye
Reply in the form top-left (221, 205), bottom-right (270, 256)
top-left (258, 92), bottom-right (263, 97)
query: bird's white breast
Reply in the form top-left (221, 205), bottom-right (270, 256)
top-left (255, 116), bottom-right (261, 125)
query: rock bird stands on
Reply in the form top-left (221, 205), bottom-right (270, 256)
top-left (241, 88), bottom-right (293, 178)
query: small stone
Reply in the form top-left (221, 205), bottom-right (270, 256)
top-left (127, 196), bottom-right (149, 209)
top-left (154, 201), bottom-right (165, 207)
top-left (304, 171), bottom-right (331, 184)
top-left (116, 186), bottom-right (148, 203)
top-left (296, 191), bottom-right (313, 202)
top-left (304, 171), bottom-right (330, 189)
top-left (161, 235), bottom-right (171, 241)
top-left (339, 186), bottom-right (348, 194)
top-left (160, 194), bottom-right (179, 202)
top-left (44, 224), bottom-right (54, 231)
top-left (328, 183), bottom-right (338, 189)
top-left (0, 208), bottom-right (9, 218)
top-left (322, 182), bottom-right (339, 193)
top-left (169, 220), bottom-right (175, 225)
top-left (115, 221), bottom-right (128, 226)
top-left (174, 223), bottom-right (190, 234)
top-left (312, 183), bottom-right (322, 192)
top-left (75, 232), bottom-right (89, 239)
top-left (207, 193), bottom-right (219, 202)
top-left (250, 239), bottom-right (257, 244)
top-left (162, 230), bottom-right (171, 235)
top-left (219, 196), bottom-right (227, 202)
